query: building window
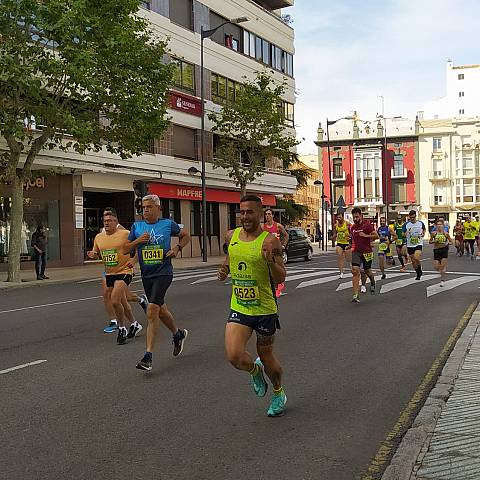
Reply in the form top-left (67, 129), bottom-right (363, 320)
top-left (464, 179), bottom-right (474, 202)
top-left (282, 101), bottom-right (294, 127)
top-left (458, 74), bottom-right (464, 80)
top-left (333, 158), bottom-right (343, 178)
top-left (140, 1), bottom-right (150, 9)
top-left (206, 202), bottom-right (220, 236)
top-left (169, 0), bottom-right (192, 30)
top-left (333, 184), bottom-right (344, 205)
top-left (228, 203), bottom-right (240, 229)
top-left (393, 182), bottom-right (406, 203)
top-left (172, 125), bottom-right (196, 160)
top-left (211, 73), bottom-right (239, 105)
top-left (393, 154), bottom-right (404, 176)
top-left (171, 58), bottom-right (195, 94)
top-left (459, 91), bottom-right (465, 97)
top-left (433, 137), bottom-right (442, 152)
top-left (463, 155), bottom-right (474, 176)
top-left (459, 109), bottom-right (465, 114)
top-left (210, 11), bottom-right (240, 51)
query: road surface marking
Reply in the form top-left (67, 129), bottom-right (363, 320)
top-left (0, 359), bottom-right (47, 375)
top-left (285, 270), bottom-right (338, 283)
top-left (191, 276), bottom-right (219, 284)
top-left (0, 296), bottom-right (102, 315)
top-left (173, 271), bottom-right (219, 282)
top-left (427, 276), bottom-right (480, 297)
top-left (296, 274), bottom-right (347, 289)
top-left (379, 275), bottom-right (437, 294)
top-left (335, 273), bottom-right (408, 291)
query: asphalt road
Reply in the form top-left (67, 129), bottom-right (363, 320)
top-left (1, 246), bottom-right (479, 480)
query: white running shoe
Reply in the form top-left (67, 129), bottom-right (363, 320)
top-left (339, 272), bottom-right (344, 279)
top-left (440, 281), bottom-right (445, 287)
top-left (360, 285), bottom-right (367, 293)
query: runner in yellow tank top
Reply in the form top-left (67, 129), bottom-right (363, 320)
top-left (333, 211), bottom-right (351, 278)
top-left (218, 195), bottom-right (287, 417)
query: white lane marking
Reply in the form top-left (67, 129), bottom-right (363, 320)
top-left (285, 270), bottom-right (338, 283)
top-left (0, 359), bottom-right (47, 375)
top-left (335, 272), bottom-right (409, 291)
top-left (421, 270), bottom-right (480, 276)
top-left (173, 271), bottom-right (219, 282)
top-left (0, 296), bottom-right (102, 315)
top-left (78, 278), bottom-right (102, 284)
top-left (380, 275), bottom-right (437, 294)
top-left (296, 274), bottom-right (346, 289)
top-left (191, 276), bottom-right (219, 284)
top-left (427, 276), bottom-right (480, 297)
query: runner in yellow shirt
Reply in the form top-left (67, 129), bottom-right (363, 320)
top-left (332, 211), bottom-right (351, 279)
top-left (472, 215), bottom-right (480, 259)
top-left (87, 211), bottom-right (143, 345)
top-left (463, 216), bottom-right (478, 260)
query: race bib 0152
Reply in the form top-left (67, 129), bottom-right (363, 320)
top-left (101, 249), bottom-right (119, 267)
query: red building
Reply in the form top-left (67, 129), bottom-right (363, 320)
top-left (315, 116), bottom-right (419, 223)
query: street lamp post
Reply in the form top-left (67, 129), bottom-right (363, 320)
top-left (199, 17), bottom-right (248, 262)
top-left (314, 180), bottom-right (325, 251)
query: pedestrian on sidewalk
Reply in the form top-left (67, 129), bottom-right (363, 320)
top-left (31, 225), bottom-right (49, 280)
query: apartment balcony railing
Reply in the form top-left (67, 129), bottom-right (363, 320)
top-left (354, 196), bottom-right (383, 205)
top-left (331, 172), bottom-right (346, 182)
top-left (428, 170), bottom-right (451, 181)
top-left (391, 167), bottom-right (407, 179)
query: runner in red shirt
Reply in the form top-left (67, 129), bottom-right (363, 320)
top-left (349, 207), bottom-right (379, 303)
top-left (263, 209), bottom-right (289, 297)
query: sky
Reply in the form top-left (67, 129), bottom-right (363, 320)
top-left (291, 0), bottom-right (480, 154)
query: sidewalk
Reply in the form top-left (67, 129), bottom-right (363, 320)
top-left (0, 243), bottom-right (335, 289)
top-left (381, 301), bottom-right (480, 480)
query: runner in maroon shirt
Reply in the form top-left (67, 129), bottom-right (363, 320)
top-left (349, 207), bottom-right (379, 303)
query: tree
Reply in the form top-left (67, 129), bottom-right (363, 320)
top-left (208, 71), bottom-right (299, 197)
top-left (0, 0), bottom-right (173, 282)
top-left (276, 197), bottom-right (310, 226)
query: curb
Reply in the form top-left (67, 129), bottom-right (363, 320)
top-left (380, 302), bottom-right (480, 480)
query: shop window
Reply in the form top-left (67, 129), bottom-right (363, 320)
top-left (171, 58), bottom-right (195, 94)
top-left (172, 125), bottom-right (196, 160)
top-left (161, 199), bottom-right (181, 223)
top-left (0, 196), bottom-right (60, 262)
top-left (206, 202), bottom-right (220, 236)
top-left (229, 203), bottom-right (239, 229)
top-left (190, 201), bottom-right (201, 236)
top-left (169, 0), bottom-right (193, 31)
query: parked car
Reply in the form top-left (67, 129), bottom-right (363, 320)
top-left (283, 227), bottom-right (313, 263)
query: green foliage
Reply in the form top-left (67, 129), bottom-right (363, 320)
top-left (0, 0), bottom-right (173, 180)
top-left (276, 197), bottom-right (310, 226)
top-left (208, 71), bottom-right (299, 194)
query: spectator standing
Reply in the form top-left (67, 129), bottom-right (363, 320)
top-left (31, 225), bottom-right (49, 280)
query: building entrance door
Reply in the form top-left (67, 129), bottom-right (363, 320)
top-left (84, 208), bottom-right (102, 258)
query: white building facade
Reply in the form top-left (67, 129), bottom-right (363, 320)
top-left (422, 61), bottom-right (480, 120)
top-left (417, 117), bottom-right (480, 228)
top-left (0, 0), bottom-right (296, 266)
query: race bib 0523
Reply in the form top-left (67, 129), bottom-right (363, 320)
top-left (101, 249), bottom-right (118, 267)
top-left (232, 279), bottom-right (260, 307)
top-left (142, 245), bottom-right (164, 265)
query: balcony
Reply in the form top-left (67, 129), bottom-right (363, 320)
top-left (391, 167), bottom-right (407, 179)
top-left (429, 170), bottom-right (451, 182)
top-left (429, 195), bottom-right (452, 208)
top-left (252, 0), bottom-right (294, 9)
top-left (355, 196), bottom-right (383, 206)
top-left (331, 172), bottom-right (346, 182)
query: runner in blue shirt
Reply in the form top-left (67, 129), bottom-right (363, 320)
top-left (377, 217), bottom-right (391, 279)
top-left (125, 194), bottom-right (191, 371)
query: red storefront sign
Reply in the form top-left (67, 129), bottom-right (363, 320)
top-left (148, 183), bottom-right (276, 206)
top-left (169, 91), bottom-right (202, 117)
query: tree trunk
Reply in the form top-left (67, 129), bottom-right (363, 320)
top-left (240, 184), bottom-right (247, 198)
top-left (7, 175), bottom-right (24, 283)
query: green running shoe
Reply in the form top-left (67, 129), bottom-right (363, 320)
top-left (250, 357), bottom-right (268, 397)
top-left (267, 389), bottom-right (287, 417)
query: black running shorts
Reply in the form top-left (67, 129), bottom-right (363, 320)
top-left (227, 310), bottom-right (280, 337)
top-left (105, 274), bottom-right (132, 288)
top-left (142, 275), bottom-right (173, 306)
top-left (336, 243), bottom-right (350, 250)
top-left (407, 246), bottom-right (423, 256)
top-left (351, 251), bottom-right (373, 270)
top-left (433, 246), bottom-right (449, 261)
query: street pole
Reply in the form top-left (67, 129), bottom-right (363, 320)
top-left (379, 95), bottom-right (389, 222)
top-left (326, 118), bottom-right (335, 247)
top-left (321, 183), bottom-right (326, 251)
top-left (200, 27), bottom-right (208, 262)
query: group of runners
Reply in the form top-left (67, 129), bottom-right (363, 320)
top-left (453, 215), bottom-right (480, 259)
top-left (333, 209), bottom-right (456, 302)
top-left (89, 194), bottom-right (287, 417)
